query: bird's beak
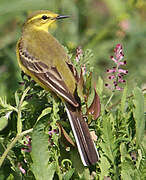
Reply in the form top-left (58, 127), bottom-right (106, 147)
top-left (55, 15), bottom-right (70, 20)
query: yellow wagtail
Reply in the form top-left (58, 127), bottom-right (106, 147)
top-left (16, 10), bottom-right (99, 166)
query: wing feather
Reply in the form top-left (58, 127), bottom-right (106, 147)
top-left (19, 49), bottom-right (78, 107)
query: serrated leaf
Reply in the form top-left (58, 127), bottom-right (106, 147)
top-left (121, 84), bottom-right (128, 113)
top-left (101, 116), bottom-right (116, 164)
top-left (120, 143), bottom-right (131, 163)
top-left (133, 87), bottom-right (145, 147)
top-left (52, 98), bottom-right (60, 120)
top-left (47, 162), bottom-right (56, 180)
top-left (121, 161), bottom-right (135, 180)
top-left (138, 147), bottom-right (146, 179)
top-left (31, 122), bottom-right (56, 180)
top-left (63, 168), bottom-right (75, 180)
top-left (99, 155), bottom-right (110, 180)
top-left (0, 116), bottom-right (8, 131)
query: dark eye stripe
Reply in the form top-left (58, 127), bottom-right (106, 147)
top-left (42, 15), bottom-right (48, 20)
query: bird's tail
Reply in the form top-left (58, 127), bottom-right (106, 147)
top-left (65, 103), bottom-right (99, 166)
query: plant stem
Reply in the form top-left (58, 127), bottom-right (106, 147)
top-left (0, 128), bottom-right (33, 168)
top-left (54, 150), bottom-right (62, 180)
top-left (17, 87), bottom-right (30, 134)
top-left (105, 92), bottom-right (114, 109)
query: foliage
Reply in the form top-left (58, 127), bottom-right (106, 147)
top-left (0, 46), bottom-right (146, 179)
top-left (0, 0), bottom-right (146, 99)
top-left (0, 0), bottom-right (146, 179)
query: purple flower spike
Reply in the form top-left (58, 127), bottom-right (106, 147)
top-left (105, 44), bottom-right (128, 91)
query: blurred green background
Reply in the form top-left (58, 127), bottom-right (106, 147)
top-left (0, 0), bottom-right (146, 101)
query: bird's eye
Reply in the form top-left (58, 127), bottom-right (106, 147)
top-left (42, 15), bottom-right (48, 20)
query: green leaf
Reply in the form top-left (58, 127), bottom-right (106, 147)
top-left (133, 87), bottom-right (145, 147)
top-left (70, 148), bottom-right (89, 179)
top-left (37, 107), bottom-right (52, 122)
top-left (47, 162), bottom-right (56, 180)
top-left (0, 97), bottom-right (17, 112)
top-left (63, 168), bottom-right (75, 180)
top-left (121, 161), bottom-right (135, 180)
top-left (138, 146), bottom-right (146, 179)
top-left (81, 168), bottom-right (91, 180)
top-left (121, 84), bottom-right (128, 114)
top-left (21, 101), bottom-right (28, 109)
top-left (85, 72), bottom-right (92, 93)
top-left (120, 143), bottom-right (132, 163)
top-left (0, 116), bottom-right (8, 131)
top-left (14, 91), bottom-right (19, 108)
top-left (96, 76), bottom-right (103, 96)
top-left (6, 174), bottom-right (14, 180)
top-left (100, 116), bottom-right (116, 164)
top-left (99, 155), bottom-right (110, 180)
top-left (31, 122), bottom-right (56, 180)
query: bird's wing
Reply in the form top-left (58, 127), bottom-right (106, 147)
top-left (18, 48), bottom-right (79, 107)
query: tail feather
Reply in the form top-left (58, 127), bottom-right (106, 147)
top-left (65, 104), bottom-right (99, 166)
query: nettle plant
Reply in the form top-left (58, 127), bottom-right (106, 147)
top-left (0, 44), bottom-right (145, 180)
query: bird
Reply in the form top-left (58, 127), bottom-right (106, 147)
top-left (16, 10), bottom-right (99, 166)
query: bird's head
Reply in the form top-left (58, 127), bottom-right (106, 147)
top-left (23, 10), bottom-right (69, 31)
